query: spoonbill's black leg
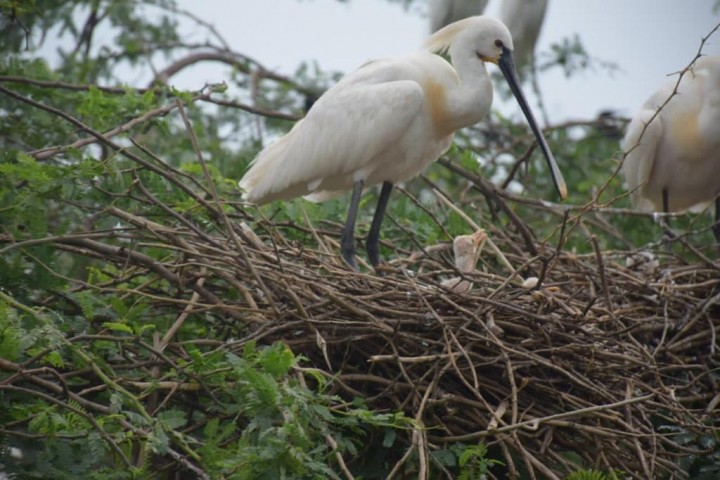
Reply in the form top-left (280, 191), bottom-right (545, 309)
top-left (662, 188), bottom-right (672, 250)
top-left (713, 196), bottom-right (720, 244)
top-left (366, 182), bottom-right (394, 267)
top-left (341, 180), bottom-right (364, 269)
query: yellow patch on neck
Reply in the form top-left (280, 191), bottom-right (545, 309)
top-left (426, 81), bottom-right (455, 137)
top-left (669, 110), bottom-right (706, 159)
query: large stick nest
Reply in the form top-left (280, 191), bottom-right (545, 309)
top-left (40, 185), bottom-right (720, 478)
top-left (232, 212), bottom-right (719, 479)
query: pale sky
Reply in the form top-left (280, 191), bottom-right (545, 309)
top-left (167, 0), bottom-right (719, 123)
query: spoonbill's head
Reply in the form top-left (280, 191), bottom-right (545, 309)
top-left (469, 18), bottom-right (515, 64)
top-left (427, 17), bottom-right (568, 200)
top-left (427, 16), bottom-right (514, 64)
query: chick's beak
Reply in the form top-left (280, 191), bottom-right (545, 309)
top-left (471, 230), bottom-right (487, 247)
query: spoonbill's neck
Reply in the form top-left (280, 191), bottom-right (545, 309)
top-left (444, 42), bottom-right (494, 131)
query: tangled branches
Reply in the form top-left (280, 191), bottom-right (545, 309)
top-left (1, 63), bottom-right (719, 480)
top-left (219, 215), bottom-right (720, 478)
top-left (3, 165), bottom-right (718, 477)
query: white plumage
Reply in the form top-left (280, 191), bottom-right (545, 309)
top-left (621, 55), bottom-right (720, 241)
top-left (240, 52), bottom-right (473, 205)
top-left (240, 16), bottom-right (567, 268)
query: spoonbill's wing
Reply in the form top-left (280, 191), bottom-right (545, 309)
top-left (621, 109), bottom-right (662, 211)
top-left (240, 65), bottom-right (425, 205)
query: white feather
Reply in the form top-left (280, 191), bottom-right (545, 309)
top-left (621, 56), bottom-right (720, 213)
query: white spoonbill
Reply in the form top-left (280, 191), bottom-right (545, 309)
top-left (239, 16), bottom-right (568, 269)
top-left (498, 0), bottom-right (549, 70)
top-left (429, 0), bottom-right (488, 33)
top-left (621, 55), bottom-right (720, 242)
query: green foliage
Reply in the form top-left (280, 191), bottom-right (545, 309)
top-left (538, 34), bottom-right (620, 78)
top-left (192, 342), bottom-right (410, 479)
top-left (0, 318), bottom-right (411, 478)
top-left (674, 426), bottom-right (720, 480)
top-left (565, 469), bottom-right (624, 480)
top-left (427, 443), bottom-right (504, 479)
top-left (456, 443), bottom-right (502, 479)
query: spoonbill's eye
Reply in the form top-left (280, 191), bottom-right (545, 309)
top-left (495, 39), bottom-right (504, 48)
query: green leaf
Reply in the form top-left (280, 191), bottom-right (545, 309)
top-left (382, 429), bottom-right (396, 448)
top-left (41, 350), bottom-right (66, 368)
top-left (259, 343), bottom-right (296, 377)
top-left (157, 409), bottom-right (187, 430)
top-left (102, 322), bottom-right (134, 334)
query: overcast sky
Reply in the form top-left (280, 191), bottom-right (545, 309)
top-left (170, 0), bottom-right (719, 122)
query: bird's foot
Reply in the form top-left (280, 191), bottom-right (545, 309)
top-left (367, 248), bottom-right (381, 269)
top-left (372, 260), bottom-right (391, 277)
top-left (342, 251), bottom-right (359, 271)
